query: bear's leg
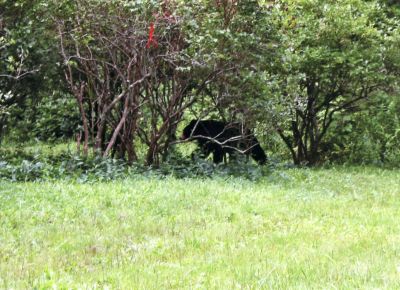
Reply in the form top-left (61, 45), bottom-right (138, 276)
top-left (213, 147), bottom-right (224, 164)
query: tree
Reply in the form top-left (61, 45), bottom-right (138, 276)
top-left (55, 0), bottom-right (220, 165)
top-left (178, 0), bottom-right (277, 130)
top-left (0, 0), bottom-right (65, 143)
top-left (263, 0), bottom-right (399, 165)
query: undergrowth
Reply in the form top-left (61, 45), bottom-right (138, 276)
top-left (0, 146), bottom-right (274, 182)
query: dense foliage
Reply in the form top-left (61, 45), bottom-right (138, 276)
top-left (0, 144), bottom-right (271, 182)
top-left (266, 0), bottom-right (398, 165)
top-left (1, 0), bottom-right (399, 168)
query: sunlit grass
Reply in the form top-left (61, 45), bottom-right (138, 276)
top-left (0, 140), bottom-right (78, 157)
top-left (0, 167), bottom-right (399, 288)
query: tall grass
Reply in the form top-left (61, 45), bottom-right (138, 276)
top-left (0, 167), bottom-right (399, 289)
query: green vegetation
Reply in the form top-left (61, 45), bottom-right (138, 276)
top-left (1, 1), bottom-right (400, 288)
top-left (1, 168), bottom-right (399, 288)
top-left (1, 0), bottom-right (400, 166)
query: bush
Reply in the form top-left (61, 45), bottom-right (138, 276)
top-left (5, 92), bottom-right (80, 143)
top-left (0, 146), bottom-right (274, 182)
top-left (321, 95), bottom-right (400, 166)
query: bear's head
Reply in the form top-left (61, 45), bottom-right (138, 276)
top-left (181, 119), bottom-right (198, 140)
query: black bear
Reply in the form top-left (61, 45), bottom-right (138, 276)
top-left (181, 119), bottom-right (267, 165)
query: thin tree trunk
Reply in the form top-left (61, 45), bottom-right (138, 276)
top-left (103, 95), bottom-right (130, 157)
top-left (76, 83), bottom-right (89, 155)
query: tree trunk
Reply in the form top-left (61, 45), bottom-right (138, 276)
top-left (146, 141), bottom-right (159, 166)
top-left (76, 83), bottom-right (89, 156)
top-left (103, 95), bottom-right (131, 157)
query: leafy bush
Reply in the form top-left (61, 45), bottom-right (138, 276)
top-left (6, 93), bottom-right (80, 143)
top-left (0, 146), bottom-right (274, 182)
top-left (32, 94), bottom-right (80, 141)
top-left (322, 95), bottom-right (400, 166)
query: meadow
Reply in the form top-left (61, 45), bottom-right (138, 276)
top-left (1, 167), bottom-right (399, 289)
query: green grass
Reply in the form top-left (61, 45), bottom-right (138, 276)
top-left (1, 167), bottom-right (399, 289)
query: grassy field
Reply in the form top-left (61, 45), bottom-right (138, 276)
top-left (0, 167), bottom-right (399, 289)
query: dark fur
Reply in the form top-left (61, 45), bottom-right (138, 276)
top-left (181, 119), bottom-right (267, 165)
